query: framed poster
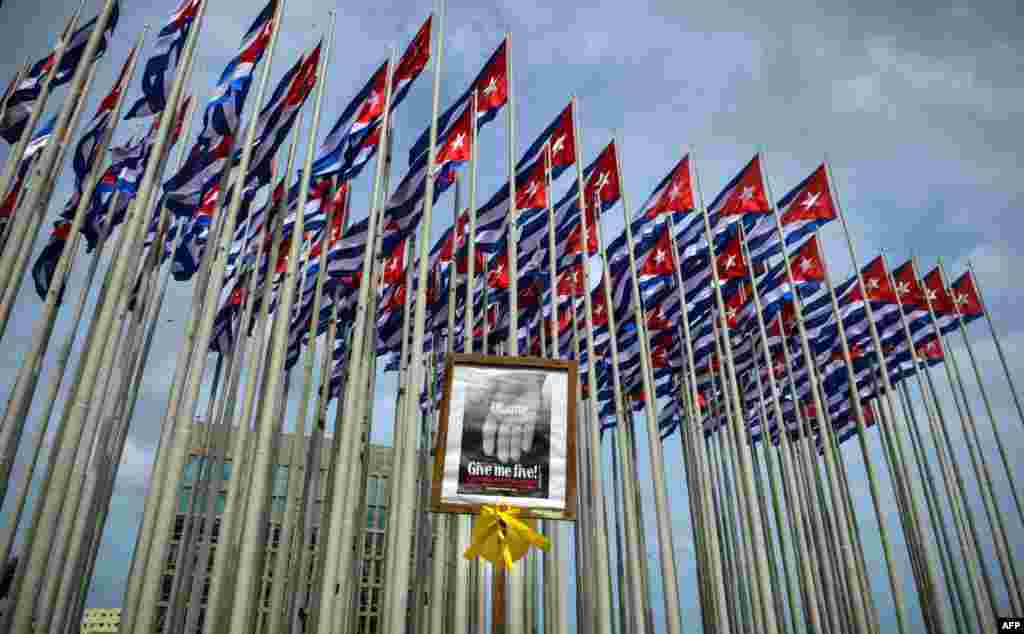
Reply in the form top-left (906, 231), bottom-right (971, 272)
top-left (430, 354), bottom-right (578, 521)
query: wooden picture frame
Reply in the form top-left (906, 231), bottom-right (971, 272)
top-left (429, 353), bottom-right (578, 522)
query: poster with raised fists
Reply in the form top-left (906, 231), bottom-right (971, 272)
top-left (431, 354), bottom-right (578, 521)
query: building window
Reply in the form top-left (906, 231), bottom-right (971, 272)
top-left (173, 515), bottom-right (185, 540)
top-left (155, 606), bottom-right (167, 632)
top-left (160, 575), bottom-right (173, 602)
top-left (166, 543), bottom-right (178, 571)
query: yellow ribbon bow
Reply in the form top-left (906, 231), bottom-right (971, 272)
top-left (463, 504), bottom-right (551, 569)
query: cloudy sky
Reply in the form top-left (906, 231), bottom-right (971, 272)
top-left (0, 0), bottom-right (1022, 631)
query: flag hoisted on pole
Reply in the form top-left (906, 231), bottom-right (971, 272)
top-left (0, 3), bottom-right (1019, 632)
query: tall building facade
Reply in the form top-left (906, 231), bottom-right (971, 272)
top-left (146, 423), bottom-right (392, 634)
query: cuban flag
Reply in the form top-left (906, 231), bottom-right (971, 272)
top-left (243, 43), bottom-right (320, 184)
top-left (744, 164), bottom-right (837, 263)
top-left (312, 17), bottom-right (430, 182)
top-left (73, 45), bottom-right (137, 188)
top-left (22, 114), bottom-right (57, 164)
top-left (163, 133), bottom-right (235, 216)
top-left (201, 0), bottom-right (277, 140)
top-left (407, 38), bottom-right (507, 165)
top-left (516, 102), bottom-right (576, 180)
top-left (1, 1), bottom-right (121, 144)
top-left (677, 154), bottom-right (770, 261)
top-left (126, 0), bottom-right (199, 119)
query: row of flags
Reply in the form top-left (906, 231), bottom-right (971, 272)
top-left (4, 0), bottom-right (988, 461)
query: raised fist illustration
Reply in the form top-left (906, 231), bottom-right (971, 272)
top-left (476, 372), bottom-right (548, 464)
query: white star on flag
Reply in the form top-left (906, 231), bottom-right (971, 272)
top-left (551, 134), bottom-right (566, 155)
top-left (367, 90), bottom-right (380, 108)
top-left (954, 293), bottom-right (968, 307)
top-left (799, 257), bottom-right (814, 273)
top-left (864, 277), bottom-right (880, 292)
top-left (725, 307), bottom-right (737, 323)
top-left (894, 281), bottom-right (910, 296)
top-left (800, 191), bottom-right (821, 210)
top-left (925, 288), bottom-right (937, 302)
top-left (450, 132), bottom-right (465, 151)
top-left (739, 185), bottom-right (756, 201)
top-left (594, 171), bottom-right (611, 194)
top-left (668, 182), bottom-right (682, 200)
top-left (723, 254), bottom-right (737, 269)
top-left (654, 250), bottom-right (667, 264)
top-left (524, 180), bottom-right (538, 198)
top-left (482, 76), bottom-right (498, 96)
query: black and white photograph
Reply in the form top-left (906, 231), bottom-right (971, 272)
top-left (432, 355), bottom-right (576, 518)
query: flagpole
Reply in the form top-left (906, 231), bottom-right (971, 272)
top-left (896, 378), bottom-right (974, 634)
top-left (0, 33), bottom-right (144, 505)
top-left (0, 0), bottom-right (119, 336)
top-left (501, 29), bottom-right (526, 631)
top-left (0, 53), bottom-right (111, 633)
top-left (607, 134), bottom-right (683, 634)
top-left (746, 339), bottom-right (799, 634)
top-left (115, 33), bottom-right (210, 634)
top-left (319, 41), bottom-right (397, 632)
top-left (745, 352), bottom-right (806, 634)
top-left (929, 258), bottom-right (1023, 609)
top-left (568, 97), bottom-right (617, 634)
top-left (221, 4), bottom-right (329, 629)
top-left (689, 152), bottom-right (783, 634)
top-left (941, 258), bottom-right (1024, 550)
top-left (663, 191), bottom-right (734, 632)
top-left (0, 1), bottom-right (84, 240)
top-left (909, 257), bottom-right (1011, 614)
top-left (382, 0), bottom-right (446, 629)
top-left (0, 56), bottom-right (98, 349)
top-left (881, 254), bottom-right (989, 631)
top-left (128, 1), bottom-right (284, 631)
top-left (541, 142), bottom-right (569, 634)
top-left (965, 261), bottom-right (1024, 432)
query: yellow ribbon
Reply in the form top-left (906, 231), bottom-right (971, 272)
top-left (463, 504), bottom-right (551, 569)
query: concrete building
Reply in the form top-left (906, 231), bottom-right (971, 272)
top-left (146, 424), bottom-right (392, 634)
top-left (81, 607), bottom-right (121, 633)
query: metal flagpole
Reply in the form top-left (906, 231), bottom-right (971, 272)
top-left (223, 3), bottom-right (327, 627)
top-left (607, 135), bottom-right (683, 634)
top-left (746, 351), bottom-right (798, 634)
top-left (914, 259), bottom-right (1022, 612)
top-left (821, 158), bottom-right (948, 627)
top-left (689, 151), bottom-right (779, 634)
top-left (894, 368), bottom-right (974, 634)
top-left (909, 258), bottom-right (1003, 618)
top-left (0, 29), bottom-right (145, 506)
top-left (735, 221), bottom-right (824, 633)
top-left (967, 260), bottom-right (1024, 430)
top-left (891, 257), bottom-right (990, 632)
top-left (0, 219), bottom-right (110, 569)
top-left (203, 140), bottom-right (295, 634)
top-left (664, 189), bottom-right (733, 632)
top-left (0, 0), bottom-right (120, 338)
top-left (0, 57), bottom-right (99, 342)
top-left (130, 1), bottom-right (284, 631)
top-left (316, 40), bottom-right (396, 634)
top-left (0, 1), bottom-right (85, 246)
top-left (382, 0), bottom-right (446, 629)
top-left (452, 89), bottom-right (480, 634)
top-left (568, 97), bottom-right (617, 634)
top-left (941, 258), bottom-right (1024, 578)
top-left (15, 38), bottom-right (193, 634)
